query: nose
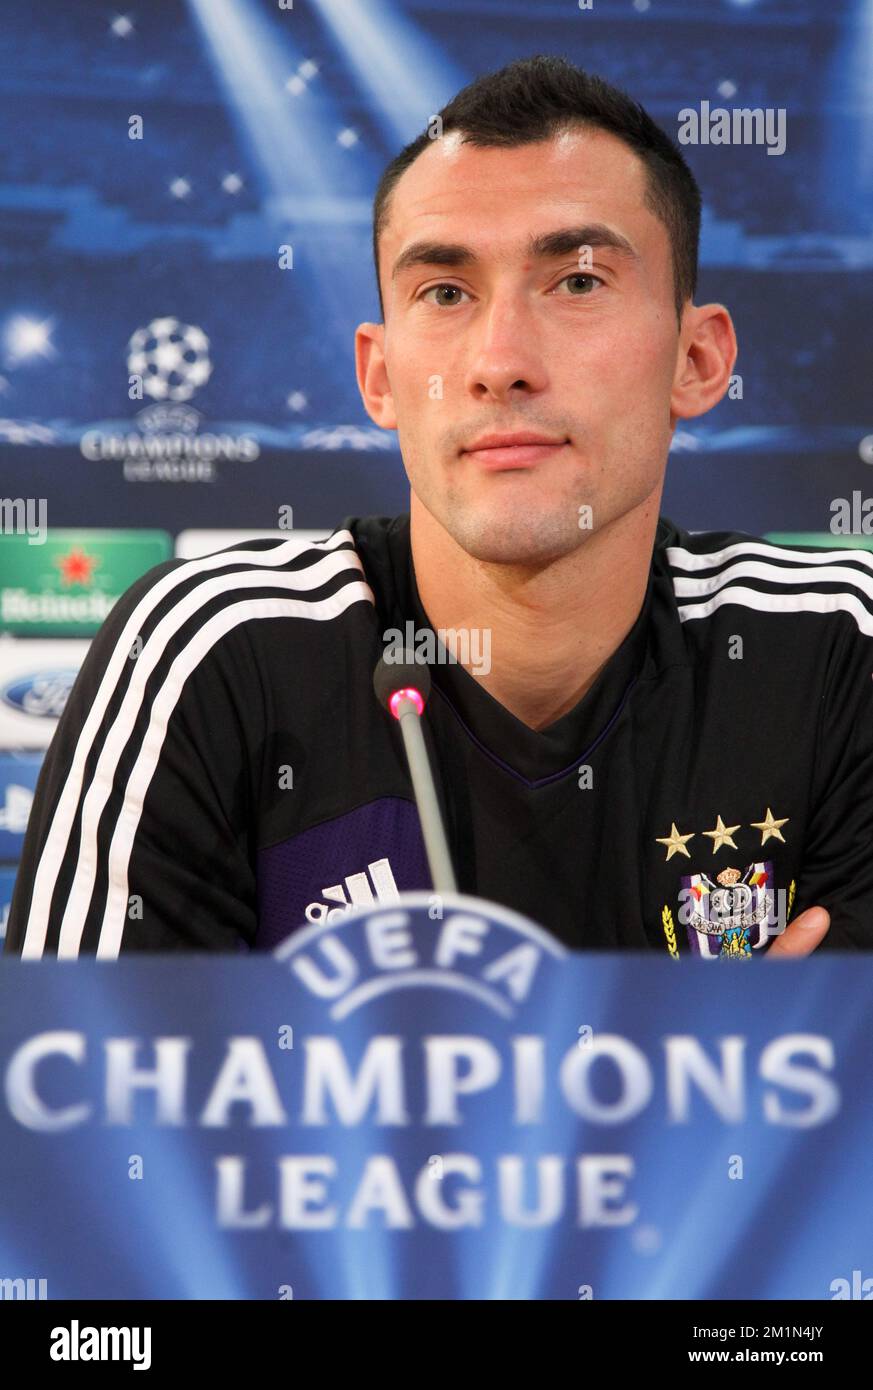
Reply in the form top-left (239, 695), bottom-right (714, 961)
top-left (463, 291), bottom-right (550, 401)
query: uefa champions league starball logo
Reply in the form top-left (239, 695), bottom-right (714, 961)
top-left (126, 316), bottom-right (212, 402)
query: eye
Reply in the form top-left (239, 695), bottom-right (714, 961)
top-left (552, 272), bottom-right (605, 296)
top-left (417, 283), bottom-right (470, 307)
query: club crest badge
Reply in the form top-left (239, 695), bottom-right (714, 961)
top-left (655, 807), bottom-right (795, 959)
top-left (680, 861), bottom-right (776, 958)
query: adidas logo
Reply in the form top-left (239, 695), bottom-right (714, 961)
top-left (304, 857), bottom-right (400, 924)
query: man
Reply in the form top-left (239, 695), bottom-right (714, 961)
top-left (6, 57), bottom-right (870, 957)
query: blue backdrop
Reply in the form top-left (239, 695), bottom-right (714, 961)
top-left (1, 0), bottom-right (871, 532)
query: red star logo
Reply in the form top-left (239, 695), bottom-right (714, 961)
top-left (54, 546), bottom-right (100, 587)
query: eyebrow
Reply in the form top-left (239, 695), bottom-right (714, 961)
top-left (391, 223), bottom-right (641, 281)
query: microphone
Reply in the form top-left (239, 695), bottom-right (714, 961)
top-left (373, 651), bottom-right (458, 894)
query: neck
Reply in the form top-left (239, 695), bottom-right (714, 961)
top-left (410, 493), bottom-right (661, 731)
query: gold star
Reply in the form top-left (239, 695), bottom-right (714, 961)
top-left (703, 814), bottom-right (741, 853)
top-left (655, 822), bottom-right (696, 861)
top-left (750, 806), bottom-right (789, 846)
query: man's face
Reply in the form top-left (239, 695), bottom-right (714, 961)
top-left (366, 126), bottom-right (687, 565)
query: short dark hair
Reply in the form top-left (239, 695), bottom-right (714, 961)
top-left (372, 55), bottom-right (701, 323)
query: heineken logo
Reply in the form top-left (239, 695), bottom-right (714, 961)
top-left (0, 529), bottom-right (171, 636)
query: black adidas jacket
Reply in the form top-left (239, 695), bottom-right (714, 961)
top-left (5, 514), bottom-right (873, 956)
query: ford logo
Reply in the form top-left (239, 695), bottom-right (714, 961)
top-left (1, 670), bottom-right (77, 719)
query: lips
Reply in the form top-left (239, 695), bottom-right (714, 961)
top-left (464, 432), bottom-right (566, 452)
top-left (462, 434), bottom-right (568, 470)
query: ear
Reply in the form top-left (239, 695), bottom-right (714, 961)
top-left (355, 321), bottom-right (398, 431)
top-left (670, 303), bottom-right (738, 424)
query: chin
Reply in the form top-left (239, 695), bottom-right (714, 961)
top-left (448, 508), bottom-right (585, 566)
